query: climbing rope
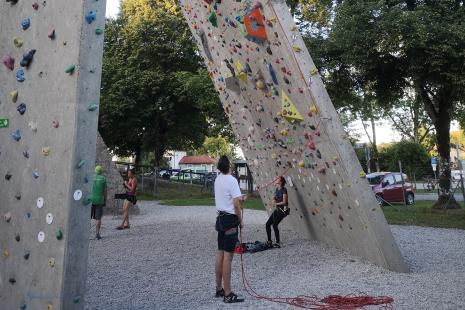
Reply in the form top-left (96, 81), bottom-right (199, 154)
top-left (238, 208), bottom-right (394, 310)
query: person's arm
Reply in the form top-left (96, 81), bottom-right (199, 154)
top-left (233, 197), bottom-right (243, 228)
top-left (127, 179), bottom-right (137, 193)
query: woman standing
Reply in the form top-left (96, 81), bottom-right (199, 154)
top-left (117, 168), bottom-right (137, 230)
top-left (265, 176), bottom-right (289, 248)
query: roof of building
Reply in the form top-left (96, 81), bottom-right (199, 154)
top-left (179, 155), bottom-right (216, 165)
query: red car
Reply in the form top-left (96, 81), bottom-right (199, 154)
top-left (366, 172), bottom-right (415, 206)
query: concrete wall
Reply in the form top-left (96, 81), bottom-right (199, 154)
top-left (0, 1), bottom-right (106, 309)
top-left (181, 0), bottom-right (407, 272)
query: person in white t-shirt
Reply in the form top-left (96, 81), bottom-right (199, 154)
top-left (214, 156), bottom-right (245, 304)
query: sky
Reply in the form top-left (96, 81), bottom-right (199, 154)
top-left (106, 0), bottom-right (120, 18)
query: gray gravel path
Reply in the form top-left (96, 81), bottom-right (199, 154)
top-left (85, 201), bottom-right (465, 310)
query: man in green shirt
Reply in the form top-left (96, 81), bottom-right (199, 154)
top-left (91, 165), bottom-right (107, 240)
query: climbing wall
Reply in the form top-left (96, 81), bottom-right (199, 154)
top-left (0, 1), bottom-right (106, 309)
top-left (181, 0), bottom-right (407, 272)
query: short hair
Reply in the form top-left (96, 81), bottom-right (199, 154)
top-left (280, 176), bottom-right (286, 186)
top-left (129, 168), bottom-right (136, 175)
top-left (217, 156), bottom-right (230, 174)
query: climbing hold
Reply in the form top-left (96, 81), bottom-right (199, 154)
top-left (3, 211), bottom-right (12, 222)
top-left (87, 103), bottom-right (98, 111)
top-left (17, 103), bottom-right (26, 115)
top-left (359, 171), bottom-right (366, 178)
top-left (65, 64), bottom-right (76, 74)
top-left (52, 120), bottom-right (59, 128)
top-left (21, 18), bottom-right (31, 30)
top-left (5, 173), bottom-right (12, 180)
top-left (46, 213), bottom-right (53, 224)
top-left (85, 11), bottom-right (97, 24)
top-left (47, 304), bottom-right (53, 310)
top-left (310, 68), bottom-right (318, 76)
top-left (95, 28), bottom-right (104, 35)
top-left (12, 130), bottom-right (21, 141)
top-left (268, 63), bottom-right (278, 85)
top-left (55, 230), bottom-right (63, 240)
top-left (6, 0), bottom-right (19, 4)
top-left (23, 150), bottom-right (29, 158)
top-left (316, 150), bottom-right (322, 159)
top-left (292, 45), bottom-right (302, 52)
top-left (10, 90), bottom-right (19, 102)
top-left (76, 160), bottom-right (86, 168)
top-left (0, 117), bottom-right (9, 128)
top-left (244, 7), bottom-right (268, 42)
top-left (13, 37), bottom-right (23, 48)
top-left (281, 90), bottom-right (304, 122)
top-left (48, 257), bottom-right (55, 267)
top-left (332, 189), bottom-right (338, 197)
top-left (28, 121), bottom-right (38, 132)
top-left (23, 252), bottom-right (30, 260)
top-left (42, 147), bottom-right (50, 156)
top-left (15, 193), bottom-right (21, 200)
top-left (2, 55), bottom-right (15, 70)
top-left (208, 11), bottom-right (218, 27)
top-left (32, 170), bottom-right (40, 179)
top-left (48, 29), bottom-right (56, 39)
top-left (73, 296), bottom-right (80, 304)
top-left (37, 197), bottom-right (45, 209)
top-left (38, 231), bottom-right (45, 243)
top-left (20, 49), bottom-right (36, 67)
top-left (73, 189), bottom-right (83, 201)
top-left (310, 105), bottom-right (318, 114)
top-left (16, 69), bottom-right (25, 82)
top-left (3, 249), bottom-right (9, 258)
top-left (20, 303), bottom-right (27, 310)
top-left (32, 2), bottom-right (38, 9)
top-left (15, 234), bottom-right (20, 242)
top-left (9, 278), bottom-right (16, 284)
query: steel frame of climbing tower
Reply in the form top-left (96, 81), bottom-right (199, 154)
top-left (180, 0), bottom-right (408, 272)
top-left (0, 1), bottom-right (106, 309)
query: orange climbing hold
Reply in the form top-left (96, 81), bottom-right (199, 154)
top-left (244, 7), bottom-right (268, 42)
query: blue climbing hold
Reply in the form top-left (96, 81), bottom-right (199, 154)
top-left (84, 176), bottom-right (89, 183)
top-left (85, 11), bottom-right (97, 24)
top-left (32, 170), bottom-right (39, 179)
top-left (269, 64), bottom-right (278, 85)
top-left (20, 303), bottom-right (27, 310)
top-left (21, 18), bottom-right (30, 30)
top-left (16, 69), bottom-right (25, 82)
top-left (17, 103), bottom-right (26, 115)
top-left (12, 130), bottom-right (21, 141)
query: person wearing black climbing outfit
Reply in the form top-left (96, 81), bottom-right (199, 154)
top-left (266, 176), bottom-right (289, 248)
top-left (214, 155), bottom-right (245, 304)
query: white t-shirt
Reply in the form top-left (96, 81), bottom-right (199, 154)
top-left (215, 173), bottom-right (242, 214)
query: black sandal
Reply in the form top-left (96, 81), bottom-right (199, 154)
top-left (215, 288), bottom-right (224, 298)
top-left (116, 226), bottom-right (124, 230)
top-left (224, 292), bottom-right (244, 303)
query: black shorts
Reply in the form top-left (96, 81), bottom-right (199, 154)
top-left (216, 213), bottom-right (239, 253)
top-left (91, 204), bottom-right (103, 220)
top-left (125, 195), bottom-right (137, 205)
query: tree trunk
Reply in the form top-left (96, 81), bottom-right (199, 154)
top-left (134, 147), bottom-right (142, 169)
top-left (370, 117), bottom-right (380, 172)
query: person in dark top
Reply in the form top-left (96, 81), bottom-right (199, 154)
top-left (265, 176), bottom-right (289, 248)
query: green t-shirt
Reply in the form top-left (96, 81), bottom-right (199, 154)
top-left (91, 174), bottom-right (107, 205)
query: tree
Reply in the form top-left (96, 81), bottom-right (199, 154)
top-left (193, 136), bottom-right (237, 160)
top-left (304, 0), bottom-right (465, 208)
top-left (99, 0), bottom-right (230, 165)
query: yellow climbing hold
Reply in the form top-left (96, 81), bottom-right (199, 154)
top-left (310, 68), bottom-right (318, 76)
top-left (359, 171), bottom-right (367, 178)
top-left (235, 61), bottom-right (247, 82)
top-left (48, 257), bottom-right (55, 267)
top-left (298, 160), bottom-right (305, 168)
top-left (292, 45), bottom-right (302, 52)
top-left (280, 129), bottom-right (289, 136)
top-left (281, 90), bottom-right (304, 122)
top-left (47, 304), bottom-right (53, 310)
top-left (291, 26), bottom-right (297, 31)
top-left (10, 90), bottom-right (18, 103)
top-left (3, 249), bottom-right (8, 258)
top-left (310, 105), bottom-right (318, 114)
top-left (13, 37), bottom-right (23, 48)
top-left (42, 147), bottom-right (51, 156)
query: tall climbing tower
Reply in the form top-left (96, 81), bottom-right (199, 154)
top-left (181, 0), bottom-right (407, 272)
top-left (0, 1), bottom-right (106, 309)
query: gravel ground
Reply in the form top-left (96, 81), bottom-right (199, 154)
top-left (85, 201), bottom-right (465, 310)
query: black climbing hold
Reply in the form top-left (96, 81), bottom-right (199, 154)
top-left (15, 234), bottom-right (20, 242)
top-left (9, 278), bottom-right (16, 284)
top-left (316, 150), bottom-right (322, 159)
top-left (20, 49), bottom-right (36, 67)
top-left (5, 173), bottom-right (12, 180)
top-left (6, 0), bottom-right (19, 4)
top-left (17, 103), bottom-right (26, 115)
top-left (24, 252), bottom-right (30, 260)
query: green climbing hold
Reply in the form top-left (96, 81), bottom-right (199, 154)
top-left (208, 12), bottom-right (218, 27)
top-left (65, 64), bottom-right (75, 74)
top-left (55, 230), bottom-right (63, 240)
top-left (76, 160), bottom-right (86, 168)
top-left (87, 104), bottom-right (98, 111)
top-left (95, 28), bottom-right (104, 35)
top-left (0, 118), bottom-right (9, 128)
top-left (73, 296), bottom-right (80, 304)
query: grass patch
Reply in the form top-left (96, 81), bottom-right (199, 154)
top-left (139, 182), bottom-right (465, 229)
top-left (382, 201), bottom-right (465, 229)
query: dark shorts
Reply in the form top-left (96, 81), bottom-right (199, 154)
top-left (125, 195), bottom-right (137, 205)
top-left (91, 204), bottom-right (103, 220)
top-left (216, 213), bottom-right (239, 253)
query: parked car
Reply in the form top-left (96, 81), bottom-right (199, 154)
top-left (451, 170), bottom-right (465, 183)
top-left (366, 172), bottom-right (415, 206)
top-left (158, 169), bottom-right (172, 180)
top-left (170, 171), bottom-right (200, 181)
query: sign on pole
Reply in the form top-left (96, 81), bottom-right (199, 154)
top-left (431, 157), bottom-right (438, 172)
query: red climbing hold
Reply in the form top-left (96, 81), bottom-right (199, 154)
top-left (2, 55), bottom-right (15, 71)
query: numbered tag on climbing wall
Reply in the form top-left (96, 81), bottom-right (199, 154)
top-left (286, 175), bottom-right (294, 187)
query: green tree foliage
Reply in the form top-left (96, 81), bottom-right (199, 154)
top-left (379, 141), bottom-right (431, 179)
top-left (303, 0), bottom-right (465, 207)
top-left (194, 136), bottom-right (237, 160)
top-left (99, 0), bottom-right (229, 164)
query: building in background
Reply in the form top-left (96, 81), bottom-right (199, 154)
top-left (178, 155), bottom-right (216, 172)
top-left (165, 150), bottom-right (187, 169)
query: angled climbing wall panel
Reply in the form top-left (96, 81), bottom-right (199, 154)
top-left (0, 1), bottom-right (106, 309)
top-left (181, 0), bottom-right (407, 272)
